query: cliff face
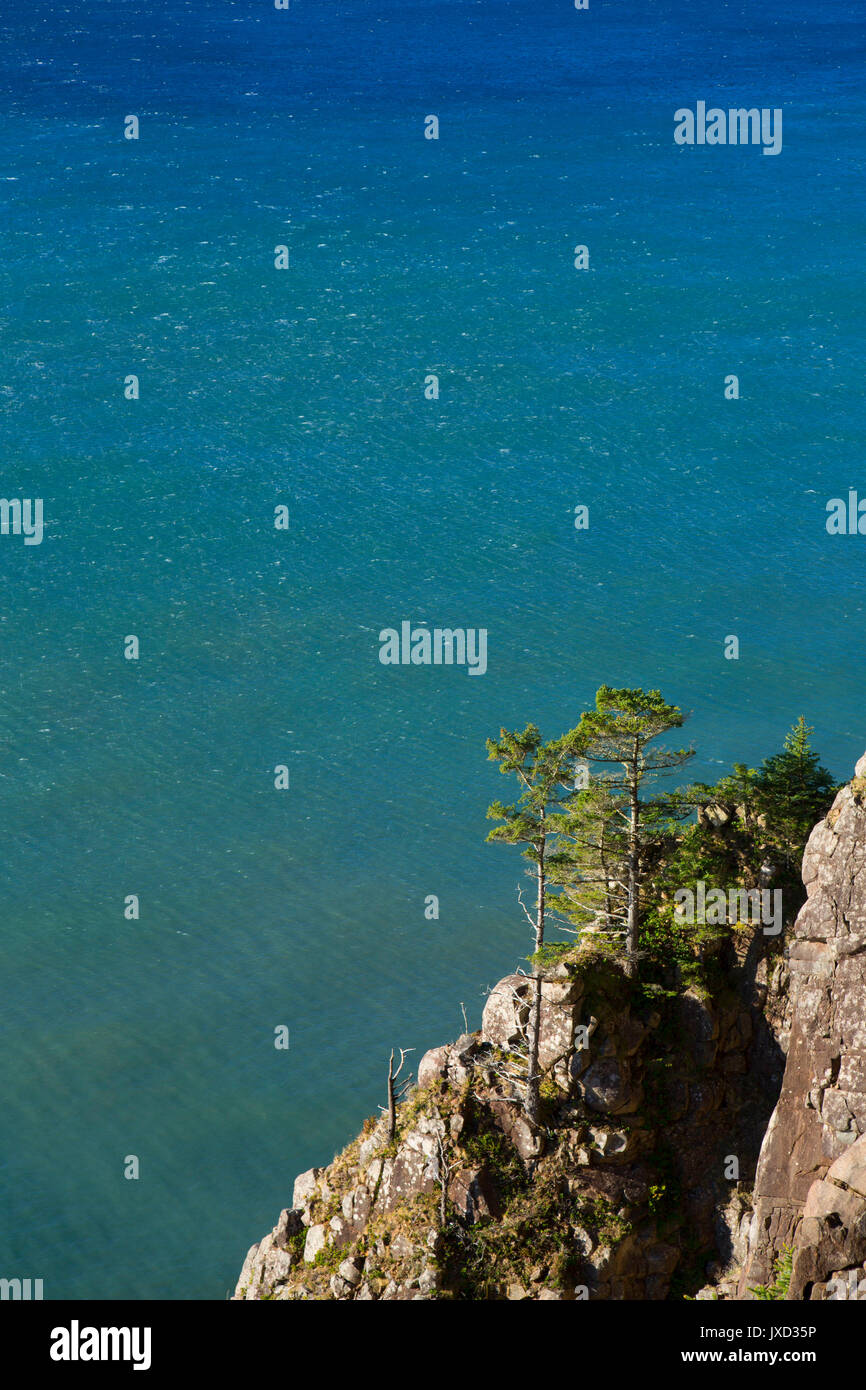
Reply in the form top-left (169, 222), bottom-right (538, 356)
top-left (737, 754), bottom-right (866, 1299)
top-left (234, 940), bottom-right (783, 1301)
top-left (233, 754), bottom-right (866, 1301)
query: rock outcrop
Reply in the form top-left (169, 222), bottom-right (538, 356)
top-left (737, 755), bottom-right (866, 1297)
top-left (234, 935), bottom-right (784, 1300)
top-left (787, 1135), bottom-right (866, 1300)
top-left (233, 754), bottom-right (866, 1301)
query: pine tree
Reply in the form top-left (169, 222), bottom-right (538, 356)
top-left (485, 724), bottom-right (583, 1123)
top-left (753, 717), bottom-right (838, 870)
top-left (548, 780), bottom-right (630, 941)
top-left (570, 687), bottom-right (696, 976)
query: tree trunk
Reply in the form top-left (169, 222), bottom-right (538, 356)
top-left (387, 1051), bottom-right (396, 1141)
top-left (436, 1134), bottom-right (448, 1228)
top-left (600, 821), bottom-right (613, 927)
top-left (625, 740), bottom-right (639, 978)
top-left (525, 823), bottom-right (545, 1123)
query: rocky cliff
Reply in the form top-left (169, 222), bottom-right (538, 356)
top-left (735, 753), bottom-right (866, 1300)
top-left (233, 754), bottom-right (866, 1301)
top-left (234, 939), bottom-right (785, 1301)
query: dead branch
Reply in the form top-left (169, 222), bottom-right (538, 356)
top-left (386, 1047), bottom-right (415, 1141)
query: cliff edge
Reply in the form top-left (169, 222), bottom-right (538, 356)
top-left (737, 752), bottom-right (866, 1299)
top-left (234, 936), bottom-right (784, 1300)
top-left (233, 752), bottom-right (866, 1301)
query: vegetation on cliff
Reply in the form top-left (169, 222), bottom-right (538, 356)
top-left (486, 689), bottom-right (837, 1121)
top-left (234, 695), bottom-right (842, 1302)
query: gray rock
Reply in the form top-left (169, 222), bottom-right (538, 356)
top-left (303, 1223), bottom-right (327, 1264)
top-left (275, 1208), bottom-right (303, 1247)
top-left (481, 975), bottom-right (531, 1048)
top-left (292, 1168), bottom-right (322, 1215)
top-left (740, 755), bottom-right (866, 1294)
top-left (417, 1045), bottom-right (450, 1089)
top-left (579, 1058), bottom-right (640, 1115)
top-left (788, 1135), bottom-right (866, 1298)
top-left (448, 1165), bottom-right (501, 1222)
top-left (338, 1257), bottom-right (363, 1287)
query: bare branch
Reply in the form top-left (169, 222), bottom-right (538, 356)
top-left (386, 1047), bottom-right (416, 1141)
top-left (516, 881), bottom-right (537, 931)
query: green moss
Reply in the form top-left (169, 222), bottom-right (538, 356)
top-left (286, 1229), bottom-right (305, 1262)
top-left (529, 942), bottom-right (573, 971)
top-left (461, 1113), bottom-right (526, 1203)
top-left (574, 1199), bottom-right (629, 1247)
top-left (436, 1147), bottom-right (633, 1300)
top-left (311, 1240), bottom-right (346, 1275)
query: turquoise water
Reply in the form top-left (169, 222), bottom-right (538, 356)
top-left (0, 0), bottom-right (864, 1298)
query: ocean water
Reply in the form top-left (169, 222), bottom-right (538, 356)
top-left (0, 0), bottom-right (863, 1299)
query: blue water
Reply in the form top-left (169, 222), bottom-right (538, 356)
top-left (0, 0), bottom-right (863, 1299)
